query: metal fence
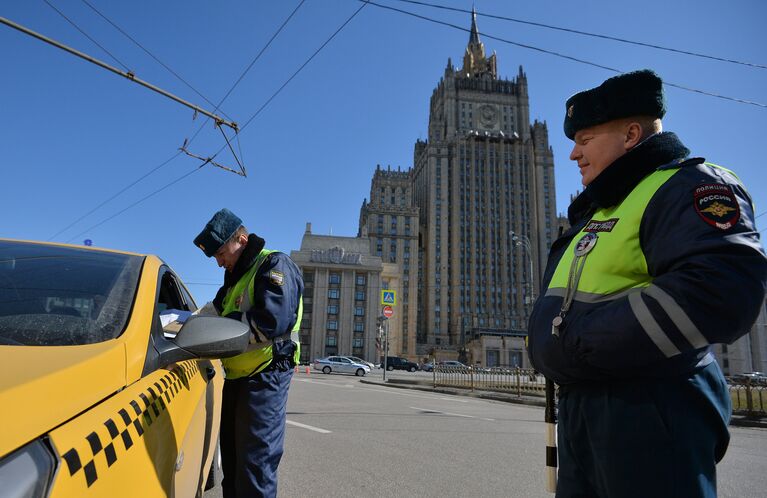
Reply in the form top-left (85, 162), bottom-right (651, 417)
top-left (433, 369), bottom-right (766, 418)
top-left (433, 366), bottom-right (546, 397)
top-left (730, 382), bottom-right (767, 418)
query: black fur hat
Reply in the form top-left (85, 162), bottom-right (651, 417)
top-left (564, 69), bottom-right (666, 139)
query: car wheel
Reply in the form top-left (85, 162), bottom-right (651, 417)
top-left (408, 366), bottom-right (416, 372)
top-left (322, 366), bottom-right (331, 374)
top-left (355, 368), bottom-right (365, 377)
top-left (386, 365), bottom-right (394, 371)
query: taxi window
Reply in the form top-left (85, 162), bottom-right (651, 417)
top-left (0, 241), bottom-right (142, 346)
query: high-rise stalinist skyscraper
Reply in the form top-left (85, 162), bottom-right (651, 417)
top-left (412, 10), bottom-right (557, 352)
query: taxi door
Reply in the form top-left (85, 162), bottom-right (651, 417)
top-left (46, 268), bottom-right (222, 498)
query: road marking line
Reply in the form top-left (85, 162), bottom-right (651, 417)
top-left (440, 397), bottom-right (469, 403)
top-left (409, 406), bottom-right (495, 422)
top-left (295, 379), bottom-right (354, 388)
top-left (286, 420), bottom-right (332, 434)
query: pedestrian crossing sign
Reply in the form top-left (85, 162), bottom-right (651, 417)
top-left (381, 290), bottom-right (396, 305)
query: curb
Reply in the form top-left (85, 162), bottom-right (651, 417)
top-left (359, 378), bottom-right (546, 408)
top-left (358, 379), bottom-right (767, 427)
top-left (730, 416), bottom-right (767, 429)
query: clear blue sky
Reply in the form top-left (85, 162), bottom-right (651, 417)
top-left (2, 0), bottom-right (765, 304)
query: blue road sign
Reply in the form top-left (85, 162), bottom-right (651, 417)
top-left (381, 290), bottom-right (396, 305)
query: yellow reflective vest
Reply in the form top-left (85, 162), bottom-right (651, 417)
top-left (220, 249), bottom-right (302, 379)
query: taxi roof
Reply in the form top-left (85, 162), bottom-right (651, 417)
top-left (0, 237), bottom-right (148, 258)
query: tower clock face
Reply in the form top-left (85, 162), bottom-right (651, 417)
top-left (478, 104), bottom-right (498, 128)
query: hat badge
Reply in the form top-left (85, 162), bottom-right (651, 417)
top-left (567, 105), bottom-right (574, 118)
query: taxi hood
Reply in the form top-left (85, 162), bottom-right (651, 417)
top-left (0, 341), bottom-right (126, 459)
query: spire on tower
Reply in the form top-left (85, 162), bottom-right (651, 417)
top-left (468, 5), bottom-right (480, 46)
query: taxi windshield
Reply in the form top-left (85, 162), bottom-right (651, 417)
top-left (0, 241), bottom-right (143, 346)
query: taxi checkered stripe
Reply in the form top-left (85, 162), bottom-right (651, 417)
top-left (61, 362), bottom-right (198, 487)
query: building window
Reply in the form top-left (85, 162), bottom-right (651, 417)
top-left (327, 305), bottom-right (338, 315)
top-left (353, 337), bottom-right (363, 348)
top-left (328, 289), bottom-right (340, 299)
top-left (356, 275), bottom-right (366, 286)
top-left (354, 306), bottom-right (364, 316)
top-left (327, 321), bottom-right (338, 330)
top-left (326, 335), bottom-right (337, 346)
top-left (355, 291), bottom-right (365, 301)
top-left (329, 273), bottom-right (341, 284)
top-left (354, 322), bottom-right (364, 332)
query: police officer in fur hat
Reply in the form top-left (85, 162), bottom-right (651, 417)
top-left (528, 70), bottom-right (767, 497)
top-left (194, 209), bottom-right (303, 498)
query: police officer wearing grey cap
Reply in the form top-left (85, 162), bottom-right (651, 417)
top-left (194, 208), bottom-right (303, 498)
top-left (528, 70), bottom-right (767, 497)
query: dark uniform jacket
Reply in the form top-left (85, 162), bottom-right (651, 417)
top-left (528, 132), bottom-right (767, 385)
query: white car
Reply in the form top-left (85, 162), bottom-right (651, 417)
top-left (342, 356), bottom-right (375, 369)
top-left (313, 356), bottom-right (371, 376)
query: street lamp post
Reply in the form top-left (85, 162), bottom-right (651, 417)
top-left (510, 230), bottom-right (557, 492)
top-left (510, 231), bottom-right (535, 316)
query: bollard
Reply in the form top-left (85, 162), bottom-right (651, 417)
top-left (746, 378), bottom-right (754, 418)
top-left (294, 365), bottom-right (299, 373)
top-left (305, 365), bottom-right (311, 375)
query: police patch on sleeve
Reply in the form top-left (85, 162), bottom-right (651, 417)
top-left (269, 270), bottom-right (284, 286)
top-left (694, 184), bottom-right (740, 230)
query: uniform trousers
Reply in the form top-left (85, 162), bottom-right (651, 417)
top-left (220, 341), bottom-right (295, 498)
top-left (555, 361), bottom-right (731, 498)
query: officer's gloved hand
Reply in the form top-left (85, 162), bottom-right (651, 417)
top-left (224, 311), bottom-right (243, 322)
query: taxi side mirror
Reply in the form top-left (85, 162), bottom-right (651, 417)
top-left (172, 316), bottom-right (249, 359)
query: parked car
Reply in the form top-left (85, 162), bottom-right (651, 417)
top-left (313, 356), bottom-right (371, 376)
top-left (380, 356), bottom-right (419, 372)
top-left (732, 372), bottom-right (767, 385)
top-left (440, 360), bottom-right (469, 369)
top-left (342, 356), bottom-right (375, 369)
top-left (422, 360), bottom-right (469, 372)
top-left (0, 239), bottom-right (250, 497)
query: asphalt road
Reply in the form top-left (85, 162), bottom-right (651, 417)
top-left (205, 369), bottom-right (767, 498)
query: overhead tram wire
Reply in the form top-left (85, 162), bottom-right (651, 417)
top-left (78, 0), bottom-right (236, 123)
top-left (359, 0), bottom-right (767, 108)
top-left (56, 1), bottom-right (364, 241)
top-left (209, 1), bottom-right (369, 158)
top-left (43, 0), bottom-right (241, 174)
top-left (389, 0), bottom-right (767, 70)
top-left (43, 0), bottom-right (130, 72)
top-left (64, 165), bottom-right (204, 244)
top-left (0, 16), bottom-right (238, 129)
top-left (47, 2), bottom-right (306, 241)
top-left (47, 152), bottom-right (182, 241)
top-left (182, 0), bottom-right (308, 158)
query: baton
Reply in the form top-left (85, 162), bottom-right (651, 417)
top-left (544, 377), bottom-right (557, 493)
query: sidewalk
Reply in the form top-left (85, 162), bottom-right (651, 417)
top-left (359, 377), bottom-right (767, 429)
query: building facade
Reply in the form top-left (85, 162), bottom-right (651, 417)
top-left (290, 223), bottom-right (384, 364)
top-left (409, 12), bottom-right (557, 356)
top-left (712, 298), bottom-right (767, 375)
top-left (358, 165), bottom-right (420, 357)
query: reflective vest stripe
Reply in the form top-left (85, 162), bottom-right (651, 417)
top-left (644, 284), bottom-right (708, 349)
top-left (628, 292), bottom-right (681, 357)
top-left (544, 286), bottom-right (642, 304)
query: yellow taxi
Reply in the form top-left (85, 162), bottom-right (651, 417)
top-left (0, 239), bottom-right (249, 497)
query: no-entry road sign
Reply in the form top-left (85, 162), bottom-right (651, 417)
top-left (382, 305), bottom-right (394, 318)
